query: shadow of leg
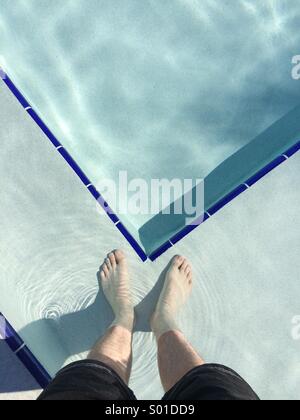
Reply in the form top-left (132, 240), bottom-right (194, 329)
top-left (134, 262), bottom-right (171, 333)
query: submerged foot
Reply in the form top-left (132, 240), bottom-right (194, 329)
top-left (100, 250), bottom-right (134, 331)
top-left (151, 256), bottom-right (193, 339)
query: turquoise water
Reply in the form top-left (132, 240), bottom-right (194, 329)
top-left (1, 0), bottom-right (300, 251)
top-left (1, 2), bottom-right (300, 400)
top-left (0, 81), bottom-right (299, 399)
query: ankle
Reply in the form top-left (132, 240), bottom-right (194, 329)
top-left (151, 311), bottom-right (180, 340)
top-left (113, 309), bottom-right (135, 332)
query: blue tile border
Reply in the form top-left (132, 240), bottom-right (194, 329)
top-left (17, 346), bottom-right (52, 389)
top-left (57, 147), bottom-right (91, 186)
top-left (0, 68), bottom-right (147, 262)
top-left (84, 183), bottom-right (147, 261)
top-left (170, 212), bottom-right (210, 246)
top-left (245, 155), bottom-right (287, 187)
top-left (1, 66), bottom-right (300, 386)
top-left (285, 141), bottom-right (300, 158)
top-left (149, 240), bottom-right (173, 262)
top-left (0, 68), bottom-right (147, 384)
top-left (1, 74), bottom-right (31, 109)
top-left (1, 66), bottom-right (299, 264)
top-left (27, 109), bottom-right (61, 148)
top-left (0, 313), bottom-right (52, 389)
top-left (88, 184), bottom-right (124, 225)
top-left (208, 184), bottom-right (248, 216)
top-left (149, 141), bottom-right (300, 261)
top-left (116, 222), bottom-right (148, 262)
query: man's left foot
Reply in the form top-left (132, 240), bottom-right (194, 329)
top-left (100, 250), bottom-right (134, 331)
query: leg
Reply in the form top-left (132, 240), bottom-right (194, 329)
top-left (151, 256), bottom-right (259, 401)
top-left (156, 331), bottom-right (205, 393)
top-left (38, 250), bottom-right (136, 400)
top-left (88, 250), bottom-right (134, 384)
top-left (151, 256), bottom-right (205, 392)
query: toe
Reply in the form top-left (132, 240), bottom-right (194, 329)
top-left (180, 258), bottom-right (189, 272)
top-left (171, 255), bottom-right (184, 268)
top-left (108, 252), bottom-right (116, 268)
top-left (105, 258), bottom-right (112, 271)
top-left (100, 263), bottom-right (108, 279)
top-left (185, 264), bottom-right (191, 275)
top-left (114, 249), bottom-right (126, 264)
top-left (102, 263), bottom-right (109, 277)
top-left (187, 272), bottom-right (193, 285)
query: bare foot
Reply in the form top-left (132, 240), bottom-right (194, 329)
top-left (151, 255), bottom-right (193, 339)
top-left (100, 250), bottom-right (134, 331)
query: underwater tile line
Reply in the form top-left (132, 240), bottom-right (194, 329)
top-left (0, 70), bottom-right (148, 262)
top-left (1, 67), bottom-right (299, 384)
top-left (149, 141), bottom-right (300, 261)
top-left (1, 68), bottom-right (300, 263)
top-left (0, 312), bottom-right (52, 389)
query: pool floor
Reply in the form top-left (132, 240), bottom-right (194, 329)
top-left (0, 83), bottom-right (300, 399)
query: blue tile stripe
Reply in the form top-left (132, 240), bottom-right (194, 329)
top-left (0, 313), bottom-right (52, 389)
top-left (58, 147), bottom-right (92, 186)
top-left (170, 212), bottom-right (210, 247)
top-left (283, 140), bottom-right (300, 158)
top-left (149, 141), bottom-right (300, 261)
top-left (2, 73), bottom-right (31, 109)
top-left (88, 185), bottom-right (120, 224)
top-left (116, 223), bottom-right (148, 262)
top-left (208, 184), bottom-right (248, 216)
top-left (149, 214), bottom-right (210, 261)
top-left (85, 183), bottom-right (148, 262)
top-left (17, 346), bottom-right (52, 389)
top-left (0, 68), bottom-right (147, 262)
top-left (149, 240), bottom-right (173, 262)
top-left (0, 66), bottom-right (299, 386)
top-left (27, 109), bottom-right (61, 148)
top-left (245, 155), bottom-right (287, 187)
top-left (1, 66), bottom-right (299, 264)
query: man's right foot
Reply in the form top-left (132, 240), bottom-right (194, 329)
top-left (151, 256), bottom-right (193, 339)
top-left (100, 250), bottom-right (134, 331)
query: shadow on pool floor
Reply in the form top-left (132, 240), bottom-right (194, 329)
top-left (18, 269), bottom-right (167, 379)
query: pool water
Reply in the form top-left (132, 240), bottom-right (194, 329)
top-left (0, 82), bottom-right (299, 399)
top-left (1, 1), bottom-right (300, 401)
top-left (1, 0), bottom-right (300, 254)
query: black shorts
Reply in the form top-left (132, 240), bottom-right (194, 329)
top-left (38, 360), bottom-right (259, 401)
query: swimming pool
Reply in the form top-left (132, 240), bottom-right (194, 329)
top-left (1, 0), bottom-right (300, 259)
top-left (1, 1), bottom-right (300, 400)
